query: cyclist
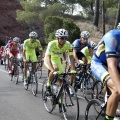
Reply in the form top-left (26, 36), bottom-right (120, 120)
top-left (72, 31), bottom-right (96, 64)
top-left (91, 29), bottom-right (120, 120)
top-left (44, 28), bottom-right (76, 96)
top-left (23, 31), bottom-right (43, 85)
top-left (8, 37), bottom-right (21, 74)
top-left (0, 46), bottom-right (5, 64)
top-left (4, 40), bottom-right (12, 64)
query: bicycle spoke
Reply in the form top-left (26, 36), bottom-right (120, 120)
top-left (62, 85), bottom-right (79, 120)
top-left (42, 79), bottom-right (56, 113)
top-left (85, 99), bottom-right (105, 120)
top-left (31, 73), bottom-right (38, 96)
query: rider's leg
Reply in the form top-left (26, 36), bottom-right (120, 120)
top-left (9, 52), bottom-right (13, 73)
top-left (105, 79), bottom-right (120, 119)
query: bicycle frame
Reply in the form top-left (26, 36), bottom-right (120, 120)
top-left (52, 73), bottom-right (73, 105)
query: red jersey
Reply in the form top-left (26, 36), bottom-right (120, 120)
top-left (9, 42), bottom-right (20, 52)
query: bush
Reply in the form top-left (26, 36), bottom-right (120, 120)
top-left (44, 16), bottom-right (80, 43)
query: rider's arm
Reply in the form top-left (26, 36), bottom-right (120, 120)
top-left (88, 47), bottom-right (93, 57)
top-left (23, 41), bottom-right (26, 61)
top-left (69, 55), bottom-right (75, 70)
top-left (63, 52), bottom-right (67, 61)
top-left (22, 49), bottom-right (26, 61)
top-left (37, 40), bottom-right (43, 61)
top-left (73, 49), bottom-right (79, 63)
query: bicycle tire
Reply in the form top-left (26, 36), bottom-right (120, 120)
top-left (92, 80), bottom-right (104, 101)
top-left (15, 65), bottom-right (19, 84)
top-left (37, 62), bottom-right (42, 79)
top-left (42, 79), bottom-right (56, 113)
top-left (85, 99), bottom-right (105, 120)
top-left (31, 72), bottom-right (38, 96)
top-left (62, 85), bottom-right (79, 120)
top-left (83, 73), bottom-right (96, 102)
top-left (10, 73), bottom-right (13, 81)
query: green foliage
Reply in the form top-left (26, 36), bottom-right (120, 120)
top-left (44, 16), bottom-right (63, 38)
top-left (39, 3), bottom-right (68, 21)
top-left (44, 16), bottom-right (80, 43)
top-left (62, 19), bottom-right (80, 43)
top-left (16, 10), bottom-right (38, 24)
top-left (16, 0), bottom-right (43, 24)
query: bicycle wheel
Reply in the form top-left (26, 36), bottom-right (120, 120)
top-left (83, 73), bottom-right (96, 102)
top-left (42, 79), bottom-right (56, 113)
top-left (10, 72), bottom-right (13, 81)
top-left (62, 85), bottom-right (79, 120)
top-left (14, 65), bottom-right (19, 84)
top-left (37, 62), bottom-right (42, 79)
top-left (93, 80), bottom-right (104, 101)
top-left (31, 72), bottom-right (38, 96)
top-left (85, 99), bottom-right (105, 120)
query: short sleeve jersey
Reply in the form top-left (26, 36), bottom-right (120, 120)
top-left (93, 29), bottom-right (120, 63)
top-left (9, 42), bottom-right (21, 52)
top-left (45, 40), bottom-right (73, 59)
top-left (72, 39), bottom-right (94, 52)
top-left (23, 39), bottom-right (42, 53)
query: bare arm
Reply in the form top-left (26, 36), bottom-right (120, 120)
top-left (39, 50), bottom-right (43, 61)
top-left (89, 47), bottom-right (93, 57)
top-left (23, 49), bottom-right (26, 61)
top-left (63, 52), bottom-right (67, 61)
top-left (69, 55), bottom-right (75, 70)
top-left (73, 49), bottom-right (79, 63)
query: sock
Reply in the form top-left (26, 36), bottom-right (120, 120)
top-left (47, 79), bottom-right (51, 87)
top-left (105, 115), bottom-right (114, 120)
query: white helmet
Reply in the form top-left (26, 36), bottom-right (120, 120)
top-left (55, 29), bottom-right (68, 38)
top-left (117, 23), bottom-right (120, 29)
top-left (13, 37), bottom-right (20, 43)
top-left (80, 31), bottom-right (90, 38)
top-left (29, 31), bottom-right (38, 38)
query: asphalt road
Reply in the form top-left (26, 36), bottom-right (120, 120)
top-left (0, 64), bottom-right (88, 120)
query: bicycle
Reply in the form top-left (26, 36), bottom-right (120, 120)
top-left (4, 58), bottom-right (9, 71)
top-left (24, 61), bottom-right (38, 96)
top-left (42, 72), bottom-right (79, 120)
top-left (73, 64), bottom-right (96, 102)
top-left (9, 57), bottom-right (19, 84)
top-left (85, 84), bottom-right (120, 120)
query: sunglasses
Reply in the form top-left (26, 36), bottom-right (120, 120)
top-left (59, 37), bottom-right (67, 40)
top-left (31, 37), bottom-right (36, 39)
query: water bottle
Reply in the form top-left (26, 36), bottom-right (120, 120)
top-left (27, 70), bottom-right (30, 78)
top-left (114, 117), bottom-right (120, 120)
top-left (53, 85), bottom-right (58, 95)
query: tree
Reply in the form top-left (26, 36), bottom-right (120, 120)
top-left (115, 2), bottom-right (120, 28)
top-left (44, 16), bottom-right (80, 43)
top-left (93, 0), bottom-right (99, 27)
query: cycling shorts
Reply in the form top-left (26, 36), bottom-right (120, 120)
top-left (91, 56), bottom-right (110, 85)
top-left (76, 51), bottom-right (86, 60)
top-left (44, 57), bottom-right (64, 73)
top-left (25, 52), bottom-right (37, 62)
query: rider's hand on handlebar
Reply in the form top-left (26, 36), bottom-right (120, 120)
top-left (53, 71), bottom-right (61, 75)
top-left (70, 70), bottom-right (76, 74)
